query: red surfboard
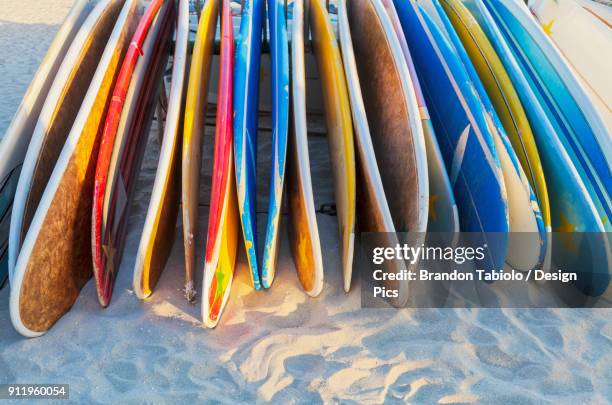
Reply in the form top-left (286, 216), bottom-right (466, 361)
top-left (91, 0), bottom-right (168, 307)
top-left (206, 2), bottom-right (233, 266)
top-left (202, 0), bottom-right (240, 328)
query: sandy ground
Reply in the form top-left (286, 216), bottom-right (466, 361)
top-left (1, 0), bottom-right (611, 403)
top-left (0, 0), bottom-right (77, 136)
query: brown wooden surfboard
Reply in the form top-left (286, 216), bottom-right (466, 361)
top-left (10, 0), bottom-right (121, 270)
top-left (10, 0), bottom-right (140, 337)
top-left (348, 0), bottom-right (427, 234)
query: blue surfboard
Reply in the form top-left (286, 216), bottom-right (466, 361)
top-left (483, 0), bottom-right (611, 232)
top-left (430, 0), bottom-right (546, 267)
top-left (234, 0), bottom-right (265, 290)
top-left (393, 0), bottom-right (508, 270)
top-left (471, 0), bottom-right (610, 295)
top-left (261, 0), bottom-right (290, 289)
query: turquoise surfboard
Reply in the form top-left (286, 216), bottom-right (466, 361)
top-left (483, 0), bottom-right (611, 232)
top-left (473, 0), bottom-right (611, 295)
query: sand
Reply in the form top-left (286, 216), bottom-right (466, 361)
top-left (0, 0), bottom-right (611, 403)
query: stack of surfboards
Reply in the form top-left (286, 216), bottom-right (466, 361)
top-left (0, 0), bottom-right (610, 336)
top-left (1, 0), bottom-right (176, 337)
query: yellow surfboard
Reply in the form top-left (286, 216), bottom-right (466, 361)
top-left (181, 0), bottom-right (219, 302)
top-left (440, 0), bottom-right (550, 230)
top-left (133, 0), bottom-right (189, 299)
top-left (288, 0), bottom-right (324, 297)
top-left (310, 0), bottom-right (356, 292)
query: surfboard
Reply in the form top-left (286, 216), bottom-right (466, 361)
top-left (0, 176), bottom-right (18, 288)
top-left (348, 0), bottom-right (429, 235)
top-left (100, 0), bottom-right (173, 305)
top-left (92, 0), bottom-right (166, 307)
top-left (440, 0), bottom-right (550, 230)
top-left (337, 0), bottom-right (395, 237)
top-left (9, 0), bottom-right (122, 281)
top-left (478, 0), bottom-right (611, 295)
top-left (181, 0), bottom-right (219, 302)
top-left (310, 0), bottom-right (356, 292)
top-left (484, 0), bottom-right (611, 232)
top-left (393, 0), bottom-right (508, 270)
top-left (234, 0), bottom-right (265, 290)
top-left (133, 0), bottom-right (189, 299)
top-left (575, 0), bottom-right (612, 27)
top-left (529, 0), bottom-right (612, 135)
top-left (202, 0), bottom-right (239, 327)
top-left (380, 0), bottom-right (459, 234)
top-left (10, 0), bottom-right (139, 337)
top-left (339, 0), bottom-right (427, 303)
top-left (0, 0), bottom-right (95, 288)
top-left (260, 0), bottom-right (290, 289)
top-left (287, 0), bottom-right (324, 297)
top-left (433, 0), bottom-right (545, 269)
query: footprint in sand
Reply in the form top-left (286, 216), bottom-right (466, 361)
top-left (514, 363), bottom-right (551, 381)
top-left (102, 361), bottom-right (140, 393)
top-left (283, 354), bottom-right (325, 380)
top-left (476, 345), bottom-right (527, 372)
top-left (466, 325), bottom-right (498, 345)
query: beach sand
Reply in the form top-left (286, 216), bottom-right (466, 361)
top-left (1, 1), bottom-right (611, 403)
